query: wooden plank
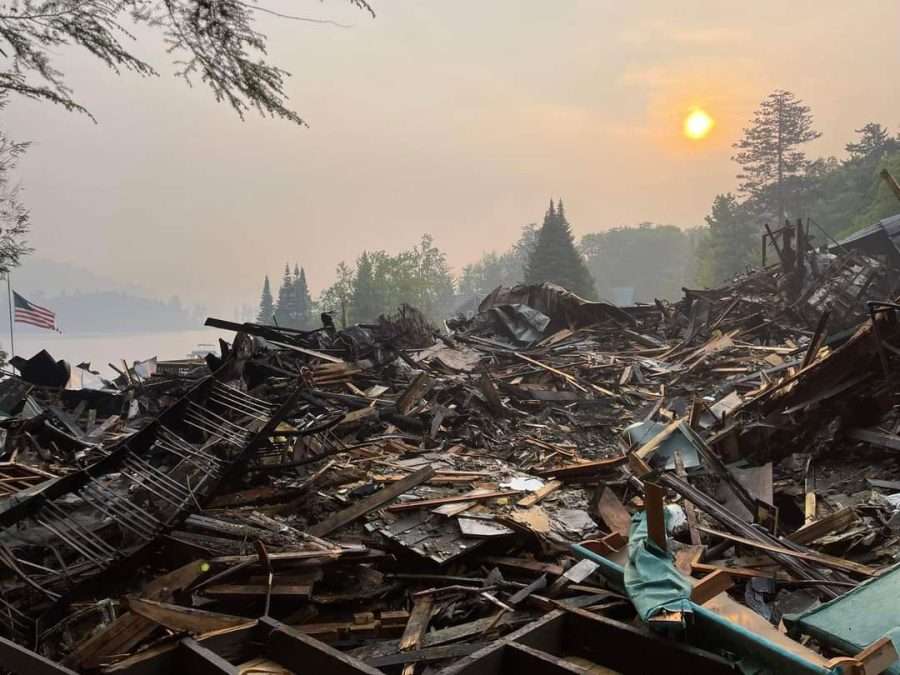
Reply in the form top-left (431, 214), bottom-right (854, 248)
top-left (644, 482), bottom-right (667, 552)
top-left (202, 584), bottom-right (312, 599)
top-left (847, 427), bottom-right (900, 452)
top-left (674, 450), bottom-right (701, 545)
top-left (0, 636), bottom-right (79, 675)
top-left (129, 598), bottom-right (252, 634)
top-left (65, 560), bottom-right (207, 669)
top-left (804, 457), bottom-right (816, 525)
top-left (697, 526), bottom-right (878, 576)
top-left (479, 373), bottom-right (505, 416)
top-left (634, 420), bottom-right (682, 461)
top-left (261, 617), bottom-right (383, 675)
top-left (180, 638), bottom-right (240, 674)
top-left (513, 352), bottom-right (588, 392)
top-left (396, 372), bottom-right (434, 415)
top-left (675, 545), bottom-right (704, 576)
top-left (399, 596), bottom-right (433, 675)
top-left (265, 341), bottom-right (346, 364)
top-left (386, 489), bottom-right (519, 512)
top-left (535, 455), bottom-right (626, 479)
top-left (517, 480), bottom-right (562, 508)
top-left (309, 466), bottom-right (435, 536)
top-left (788, 507), bottom-right (856, 545)
top-left (368, 643), bottom-right (485, 668)
top-left (595, 486), bottom-right (631, 537)
top-left (504, 643), bottom-right (587, 674)
top-left (481, 556), bottom-right (564, 577)
top-left (208, 549), bottom-right (343, 565)
top-left (689, 570), bottom-right (733, 605)
top-left (843, 635), bottom-right (899, 675)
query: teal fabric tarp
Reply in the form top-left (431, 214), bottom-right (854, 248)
top-left (624, 510), bottom-right (693, 623)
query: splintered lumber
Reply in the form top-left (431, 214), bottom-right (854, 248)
top-left (399, 596), bottom-right (433, 675)
top-left (847, 427), bottom-right (900, 452)
top-left (787, 507), bottom-right (857, 546)
top-left (596, 486), bottom-right (631, 537)
top-left (479, 373), bottom-right (505, 416)
top-left (386, 489), bottom-right (520, 512)
top-left (517, 479), bottom-right (562, 507)
top-left (513, 351), bottom-right (589, 392)
top-left (64, 560), bottom-right (207, 669)
top-left (309, 466), bottom-right (435, 536)
top-left (128, 598), bottom-right (252, 634)
top-left (535, 455), bottom-right (626, 479)
top-left (697, 526), bottom-right (877, 577)
top-left (397, 372), bottom-right (435, 415)
top-left (831, 636), bottom-right (900, 675)
top-left (633, 419), bottom-right (682, 461)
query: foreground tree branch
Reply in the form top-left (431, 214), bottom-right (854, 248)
top-left (0, 0), bottom-right (374, 122)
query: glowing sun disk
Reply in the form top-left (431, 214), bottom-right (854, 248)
top-left (684, 109), bottom-right (714, 140)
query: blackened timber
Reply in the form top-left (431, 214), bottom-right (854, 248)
top-left (260, 617), bottom-right (383, 675)
top-left (0, 636), bottom-right (80, 675)
top-left (368, 643), bottom-right (485, 668)
top-left (308, 466), bottom-right (435, 537)
top-left (180, 638), bottom-right (240, 674)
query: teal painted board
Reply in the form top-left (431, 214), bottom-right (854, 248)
top-left (787, 563), bottom-right (900, 674)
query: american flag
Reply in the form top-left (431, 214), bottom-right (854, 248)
top-left (13, 291), bottom-right (59, 332)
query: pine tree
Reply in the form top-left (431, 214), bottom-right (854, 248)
top-left (695, 193), bottom-right (759, 286)
top-left (274, 263), bottom-right (295, 327)
top-left (295, 267), bottom-right (313, 328)
top-left (257, 275), bottom-right (274, 323)
top-left (732, 90), bottom-right (821, 223)
top-left (845, 123), bottom-right (893, 161)
top-left (351, 252), bottom-right (381, 323)
top-left (524, 199), bottom-right (595, 298)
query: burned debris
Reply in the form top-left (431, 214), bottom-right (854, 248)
top-left (5, 241), bottom-right (900, 674)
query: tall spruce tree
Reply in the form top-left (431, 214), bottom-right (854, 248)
top-left (295, 267), bottom-right (314, 328)
top-left (524, 199), bottom-right (595, 298)
top-left (732, 90), bottom-right (820, 223)
top-left (351, 251), bottom-right (381, 323)
top-left (695, 193), bottom-right (758, 286)
top-left (257, 275), bottom-right (274, 323)
top-left (274, 263), bottom-right (296, 327)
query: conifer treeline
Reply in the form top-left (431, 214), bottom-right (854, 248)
top-left (256, 263), bottom-right (314, 328)
top-left (255, 90), bottom-right (900, 325)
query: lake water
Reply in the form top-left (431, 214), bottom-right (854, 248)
top-left (5, 327), bottom-right (236, 376)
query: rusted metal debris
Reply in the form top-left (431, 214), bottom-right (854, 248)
top-left (4, 247), bottom-right (900, 673)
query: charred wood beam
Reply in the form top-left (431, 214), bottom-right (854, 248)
top-left (0, 635), bottom-right (79, 675)
top-left (260, 617), bottom-right (383, 675)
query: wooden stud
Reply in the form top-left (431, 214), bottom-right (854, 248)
top-left (689, 570), bottom-right (734, 605)
top-left (644, 482), bottom-right (667, 552)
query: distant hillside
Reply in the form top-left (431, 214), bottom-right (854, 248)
top-left (10, 257), bottom-right (150, 298)
top-left (6, 258), bottom-right (203, 334)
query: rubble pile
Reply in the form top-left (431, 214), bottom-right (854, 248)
top-left (5, 239), bottom-right (900, 673)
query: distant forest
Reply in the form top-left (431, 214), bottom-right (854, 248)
top-left (289, 90), bottom-right (900, 326)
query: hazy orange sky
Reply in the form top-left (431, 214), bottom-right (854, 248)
top-left (5, 1), bottom-right (900, 314)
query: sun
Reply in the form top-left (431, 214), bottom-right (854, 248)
top-left (684, 108), bottom-right (714, 140)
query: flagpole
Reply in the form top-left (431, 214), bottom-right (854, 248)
top-left (6, 271), bottom-right (14, 363)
